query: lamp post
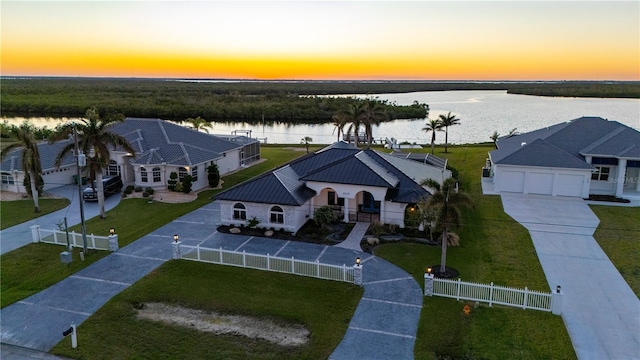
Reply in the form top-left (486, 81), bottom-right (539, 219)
top-left (73, 124), bottom-right (88, 256)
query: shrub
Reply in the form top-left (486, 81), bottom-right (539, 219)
top-left (182, 175), bottom-right (193, 194)
top-left (174, 182), bottom-right (183, 192)
top-left (247, 216), bottom-right (260, 228)
top-left (145, 187), bottom-right (155, 195)
top-left (142, 192), bottom-right (149, 198)
top-left (134, 186), bottom-right (143, 192)
top-left (314, 206), bottom-right (335, 228)
top-left (207, 164), bottom-right (220, 188)
top-left (124, 185), bottom-right (134, 194)
top-left (168, 172), bottom-right (178, 191)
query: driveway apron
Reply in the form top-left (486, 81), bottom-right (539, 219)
top-left (1, 201), bottom-right (423, 359)
top-left (501, 193), bottom-right (639, 360)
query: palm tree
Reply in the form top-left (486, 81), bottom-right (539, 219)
top-left (331, 114), bottom-right (347, 142)
top-left (186, 116), bottom-right (213, 133)
top-left (438, 112), bottom-right (461, 153)
top-left (336, 103), bottom-right (365, 147)
top-left (420, 177), bottom-right (474, 275)
top-left (360, 99), bottom-right (388, 147)
top-left (49, 108), bottom-right (136, 219)
top-left (490, 131), bottom-right (500, 149)
top-left (1, 122), bottom-right (43, 212)
top-left (422, 119), bottom-right (443, 154)
top-left (300, 136), bottom-right (313, 153)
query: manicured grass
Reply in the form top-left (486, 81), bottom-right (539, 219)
top-left (50, 260), bottom-right (363, 360)
top-left (0, 147), bottom-right (308, 307)
top-left (590, 205), bottom-right (640, 297)
top-left (0, 198), bottom-right (70, 230)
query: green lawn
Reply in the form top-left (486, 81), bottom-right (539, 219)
top-left (0, 198), bottom-right (70, 230)
top-left (50, 260), bottom-right (362, 360)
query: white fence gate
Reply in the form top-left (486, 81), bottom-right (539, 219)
top-left (179, 244), bottom-right (356, 284)
top-left (30, 225), bottom-right (114, 251)
top-left (426, 277), bottom-right (562, 314)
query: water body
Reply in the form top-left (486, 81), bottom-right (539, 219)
top-left (3, 91), bottom-right (638, 145)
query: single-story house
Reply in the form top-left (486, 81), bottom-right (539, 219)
top-left (487, 116), bottom-right (640, 200)
top-left (214, 142), bottom-right (452, 233)
top-left (1, 118), bottom-right (261, 194)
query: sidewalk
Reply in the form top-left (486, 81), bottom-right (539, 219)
top-left (0, 185), bottom-right (121, 255)
top-left (0, 201), bottom-right (423, 359)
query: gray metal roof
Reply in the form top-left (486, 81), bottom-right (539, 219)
top-left (1, 140), bottom-right (75, 172)
top-left (491, 117), bottom-right (640, 168)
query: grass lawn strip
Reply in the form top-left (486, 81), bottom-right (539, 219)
top-left (0, 198), bottom-right (70, 230)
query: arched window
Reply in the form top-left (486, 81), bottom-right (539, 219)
top-left (178, 167), bottom-right (188, 182)
top-left (233, 203), bottom-right (247, 220)
top-left (152, 167), bottom-right (161, 182)
top-left (107, 160), bottom-right (120, 176)
top-left (270, 206), bottom-right (284, 224)
top-left (140, 167), bottom-right (148, 182)
top-left (191, 166), bottom-right (198, 182)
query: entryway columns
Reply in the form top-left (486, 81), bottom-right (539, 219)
top-left (343, 198), bottom-right (349, 222)
top-left (615, 159), bottom-right (626, 198)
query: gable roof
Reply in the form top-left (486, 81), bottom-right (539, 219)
top-left (110, 118), bottom-right (246, 166)
top-left (491, 117), bottom-right (640, 169)
top-left (215, 142), bottom-right (436, 206)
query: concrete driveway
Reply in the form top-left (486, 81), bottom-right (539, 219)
top-left (501, 193), bottom-right (639, 360)
top-left (1, 185), bottom-right (122, 255)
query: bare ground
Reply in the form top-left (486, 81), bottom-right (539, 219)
top-left (136, 302), bottom-right (310, 346)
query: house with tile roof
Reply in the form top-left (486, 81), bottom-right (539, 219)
top-left (1, 118), bottom-right (261, 194)
top-left (214, 142), bottom-right (452, 233)
top-left (487, 116), bottom-right (640, 200)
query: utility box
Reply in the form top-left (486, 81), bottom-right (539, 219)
top-left (60, 251), bottom-right (72, 264)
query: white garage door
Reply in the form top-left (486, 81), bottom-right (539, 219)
top-left (500, 171), bottom-right (525, 193)
top-left (556, 174), bottom-right (585, 197)
top-left (528, 172), bottom-right (554, 195)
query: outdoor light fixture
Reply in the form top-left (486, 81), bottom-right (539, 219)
top-left (109, 228), bottom-right (115, 235)
top-left (355, 257), bottom-right (361, 266)
top-left (427, 267), bottom-right (432, 275)
top-left (556, 285), bottom-right (561, 293)
top-left (173, 234), bottom-right (179, 242)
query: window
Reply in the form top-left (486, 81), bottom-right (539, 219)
top-left (233, 203), bottom-right (247, 220)
top-left (191, 166), bottom-right (198, 182)
top-left (1, 174), bottom-right (15, 185)
top-left (140, 167), bottom-right (148, 183)
top-left (591, 166), bottom-right (610, 181)
top-left (270, 206), bottom-right (284, 224)
top-left (107, 160), bottom-right (120, 176)
top-left (328, 191), bottom-right (336, 205)
top-left (153, 167), bottom-right (161, 182)
top-left (178, 167), bottom-right (188, 182)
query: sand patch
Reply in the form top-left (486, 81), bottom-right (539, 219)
top-left (135, 302), bottom-right (310, 346)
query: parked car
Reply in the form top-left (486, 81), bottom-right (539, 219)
top-left (83, 176), bottom-right (123, 201)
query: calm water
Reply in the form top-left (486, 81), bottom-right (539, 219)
top-left (4, 91), bottom-right (639, 145)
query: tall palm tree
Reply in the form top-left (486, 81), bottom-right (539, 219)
top-left (1, 122), bottom-right (43, 212)
top-left (331, 114), bottom-right (347, 142)
top-left (420, 177), bottom-right (474, 275)
top-left (490, 131), bottom-right (500, 149)
top-left (186, 116), bottom-right (213, 133)
top-left (49, 108), bottom-right (136, 219)
top-left (360, 99), bottom-right (388, 147)
top-left (335, 103), bottom-right (365, 147)
top-left (422, 119), bottom-right (443, 154)
top-left (438, 112), bottom-right (461, 153)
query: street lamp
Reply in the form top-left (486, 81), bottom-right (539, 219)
top-left (73, 123), bottom-right (88, 255)
top-left (109, 228), bottom-right (115, 235)
top-left (355, 257), bottom-right (361, 266)
top-left (173, 234), bottom-right (179, 242)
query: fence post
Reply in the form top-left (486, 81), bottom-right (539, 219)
top-left (90, 233), bottom-right (96, 249)
top-left (551, 285), bottom-right (563, 315)
top-left (197, 245), bottom-right (201, 261)
top-left (291, 256), bottom-right (295, 274)
top-left (353, 262), bottom-right (363, 286)
top-left (30, 225), bottom-right (41, 243)
top-left (108, 233), bottom-right (119, 252)
top-left (523, 287), bottom-right (528, 309)
top-left (489, 282), bottom-right (494, 307)
top-left (316, 260), bottom-right (320, 278)
top-left (71, 231), bottom-right (77, 247)
top-left (243, 250), bottom-right (246, 267)
top-left (424, 272), bottom-right (435, 296)
top-left (172, 239), bottom-right (182, 259)
top-left (456, 278), bottom-right (461, 300)
top-left (267, 253), bottom-right (270, 270)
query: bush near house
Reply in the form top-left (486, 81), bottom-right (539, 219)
top-left (207, 164), bottom-right (220, 188)
top-left (182, 175), bottom-right (193, 194)
top-left (167, 172), bottom-right (178, 191)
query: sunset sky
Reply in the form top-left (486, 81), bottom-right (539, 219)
top-left (2, 1), bottom-right (638, 80)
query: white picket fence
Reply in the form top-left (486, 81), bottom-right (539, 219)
top-left (31, 226), bottom-right (111, 251)
top-left (179, 244), bottom-right (356, 284)
top-left (432, 278), bottom-right (554, 312)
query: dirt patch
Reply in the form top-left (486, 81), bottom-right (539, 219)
top-left (0, 191), bottom-right (65, 201)
top-left (135, 302), bottom-right (310, 346)
top-left (283, 147), bottom-right (309, 152)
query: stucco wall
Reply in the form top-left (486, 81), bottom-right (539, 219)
top-left (218, 200), bottom-right (306, 233)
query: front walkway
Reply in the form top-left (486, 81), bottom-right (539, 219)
top-left (334, 222), bottom-right (370, 251)
top-left (0, 202), bottom-right (423, 359)
top-left (501, 193), bottom-right (639, 360)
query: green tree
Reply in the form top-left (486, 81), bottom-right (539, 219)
top-left (314, 206), bottom-right (335, 230)
top-left (1, 122), bottom-right (43, 212)
top-left (422, 119), bottom-right (443, 154)
top-left (182, 175), bottom-right (193, 194)
top-left (49, 108), bottom-right (135, 219)
top-left (207, 164), bottom-right (220, 188)
top-left (300, 136), bottom-right (313, 153)
top-left (331, 114), bottom-right (347, 142)
top-left (360, 99), bottom-right (388, 147)
top-left (186, 116), bottom-right (213, 133)
top-left (438, 112), bottom-right (461, 153)
top-left (420, 177), bottom-right (474, 275)
top-left (335, 103), bottom-right (365, 147)
top-left (168, 171), bottom-right (178, 191)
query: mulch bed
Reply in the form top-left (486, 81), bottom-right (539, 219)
top-left (585, 194), bottom-right (630, 203)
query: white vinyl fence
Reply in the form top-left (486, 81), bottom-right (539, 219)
top-left (30, 225), bottom-right (113, 251)
top-left (179, 244), bottom-right (356, 284)
top-left (426, 277), bottom-right (562, 314)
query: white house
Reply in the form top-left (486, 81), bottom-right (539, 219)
top-left (214, 142), bottom-right (452, 233)
top-left (487, 117), bottom-right (640, 200)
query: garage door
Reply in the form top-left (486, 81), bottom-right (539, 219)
top-left (528, 172), bottom-right (554, 195)
top-left (556, 174), bottom-right (585, 197)
top-left (500, 171), bottom-right (525, 193)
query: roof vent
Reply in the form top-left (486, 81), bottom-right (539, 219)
top-left (521, 142), bottom-right (527, 147)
